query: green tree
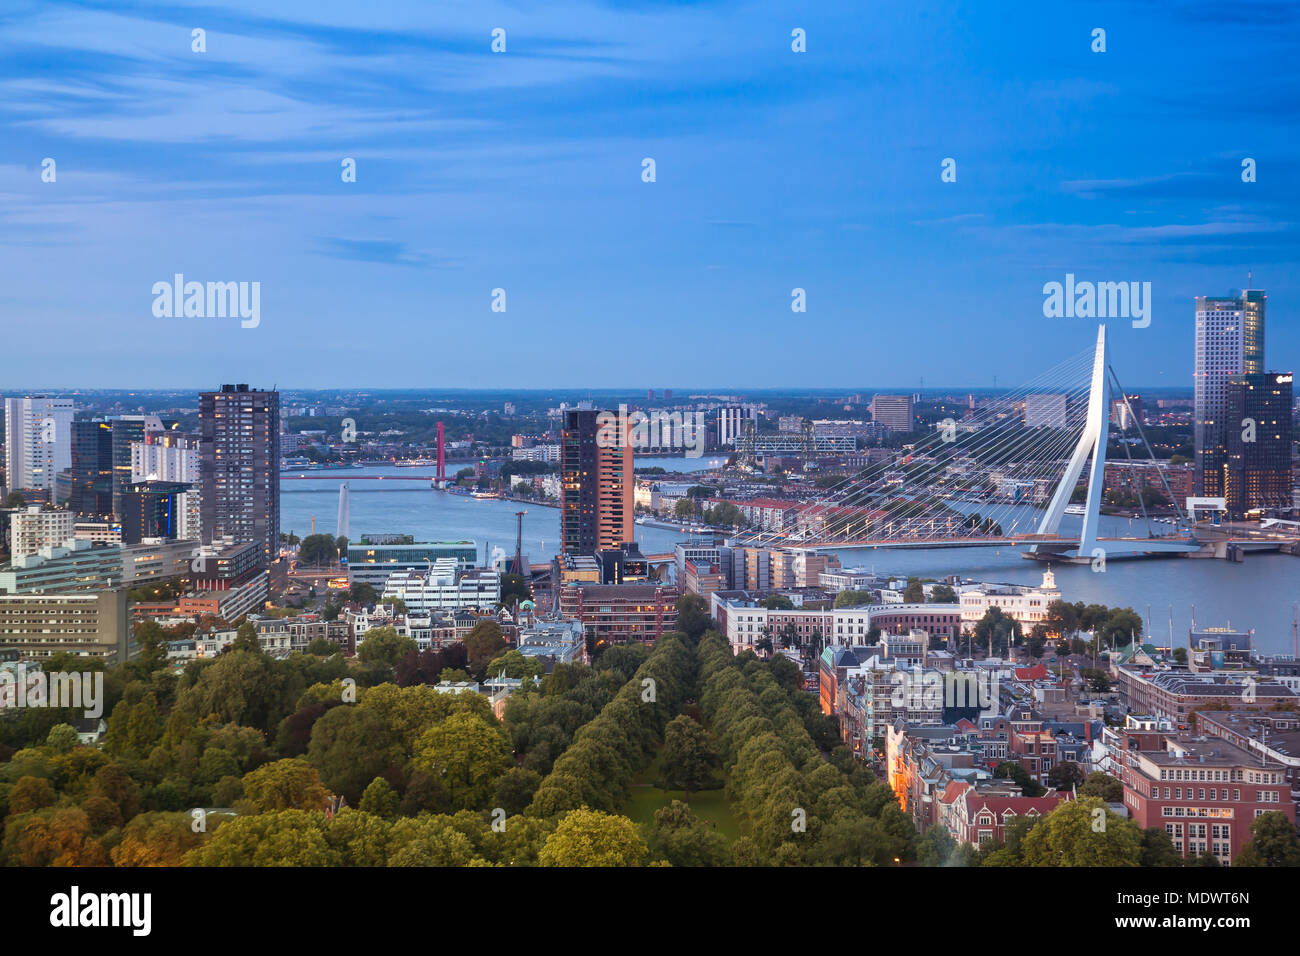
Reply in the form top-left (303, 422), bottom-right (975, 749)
top-left (974, 607), bottom-right (1022, 656)
top-left (348, 582), bottom-right (378, 605)
top-left (675, 594), bottom-right (711, 640)
top-left (358, 777), bottom-right (400, 819)
top-left (648, 800), bottom-right (730, 867)
top-left (1045, 599), bottom-right (1079, 636)
top-left (498, 573), bottom-right (531, 607)
top-left (659, 715), bottom-right (719, 795)
top-left (1099, 608), bottom-right (1143, 648)
top-left (1081, 668), bottom-right (1112, 693)
top-left (44, 723), bottom-right (78, 754)
top-left (463, 621), bottom-right (508, 673)
top-left (306, 706), bottom-right (400, 805)
top-left (132, 620), bottom-right (171, 673)
top-left (704, 502), bottom-right (747, 529)
top-left (298, 534), bottom-right (339, 566)
top-left (411, 712), bottom-right (512, 811)
top-left (494, 767), bottom-right (544, 816)
top-left (916, 824), bottom-right (959, 866)
top-left (237, 758), bottom-right (331, 813)
top-left (184, 810), bottom-right (335, 866)
top-left (929, 584), bottom-right (957, 604)
top-left (762, 595), bottom-right (794, 611)
top-left (903, 577), bottom-right (924, 603)
top-left (1020, 798), bottom-right (1143, 866)
top-left (834, 589), bottom-right (874, 608)
top-left (357, 626), bottom-right (417, 669)
top-left (538, 808), bottom-right (648, 867)
top-left (484, 649), bottom-right (545, 681)
top-left (1140, 826), bottom-right (1184, 866)
top-left (1079, 771), bottom-right (1123, 802)
top-left (231, 620), bottom-right (260, 653)
top-left (1233, 810), bottom-right (1300, 866)
top-left (1046, 760), bottom-right (1086, 792)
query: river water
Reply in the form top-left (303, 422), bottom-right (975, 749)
top-left (280, 459), bottom-right (702, 568)
top-left (283, 464), bottom-right (1300, 656)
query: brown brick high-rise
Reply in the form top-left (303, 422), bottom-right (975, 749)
top-left (560, 409), bottom-right (633, 556)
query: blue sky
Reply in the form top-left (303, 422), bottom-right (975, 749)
top-left (1, 0), bottom-right (1297, 389)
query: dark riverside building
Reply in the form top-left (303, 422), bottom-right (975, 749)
top-left (1225, 371), bottom-right (1292, 518)
top-left (199, 384), bottom-right (280, 566)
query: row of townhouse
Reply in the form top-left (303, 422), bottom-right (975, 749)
top-left (166, 613), bottom-right (352, 661)
top-left (346, 604), bottom-right (514, 652)
top-left (885, 719), bottom-right (1073, 845)
top-left (248, 614), bottom-right (351, 655)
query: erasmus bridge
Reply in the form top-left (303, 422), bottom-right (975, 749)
top-left (728, 325), bottom-right (1270, 563)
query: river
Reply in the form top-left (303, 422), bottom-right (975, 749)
top-left (825, 503), bottom-right (1300, 657)
top-left (283, 465), bottom-right (1300, 656)
top-left (280, 461), bottom-right (707, 567)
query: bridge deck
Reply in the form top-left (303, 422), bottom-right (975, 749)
top-left (781, 535), bottom-right (1202, 552)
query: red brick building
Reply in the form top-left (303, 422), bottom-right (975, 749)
top-left (1008, 718), bottom-right (1059, 785)
top-left (557, 582), bottom-right (678, 646)
top-left (1118, 728), bottom-right (1295, 863)
top-left (942, 786), bottom-right (1071, 847)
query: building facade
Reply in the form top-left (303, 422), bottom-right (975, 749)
top-left (557, 582), bottom-right (679, 645)
top-left (8, 506), bottom-right (75, 559)
top-left (68, 420), bottom-right (114, 518)
top-left (3, 396), bottom-right (75, 493)
top-left (560, 409), bottom-right (633, 556)
top-left (0, 589), bottom-right (131, 662)
top-left (199, 384), bottom-right (280, 565)
top-left (1224, 371), bottom-right (1292, 518)
top-left (1194, 289), bottom-right (1265, 496)
top-left (345, 539), bottom-right (477, 588)
top-left (870, 394), bottom-right (914, 432)
top-left (1119, 727), bottom-right (1293, 863)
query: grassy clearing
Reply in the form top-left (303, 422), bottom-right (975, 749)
top-left (624, 751), bottom-right (742, 842)
top-left (623, 785), bottom-right (741, 843)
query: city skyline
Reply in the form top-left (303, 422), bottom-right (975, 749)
top-left (1, 0), bottom-right (1298, 387)
top-left (4, 0), bottom-right (1300, 888)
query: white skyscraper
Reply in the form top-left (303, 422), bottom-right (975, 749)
top-left (3, 397), bottom-right (75, 493)
top-left (1195, 289), bottom-right (1265, 496)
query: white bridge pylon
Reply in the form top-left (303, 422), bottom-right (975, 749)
top-left (1032, 324), bottom-right (1110, 556)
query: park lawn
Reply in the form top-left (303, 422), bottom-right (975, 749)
top-left (623, 779), bottom-right (743, 844)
